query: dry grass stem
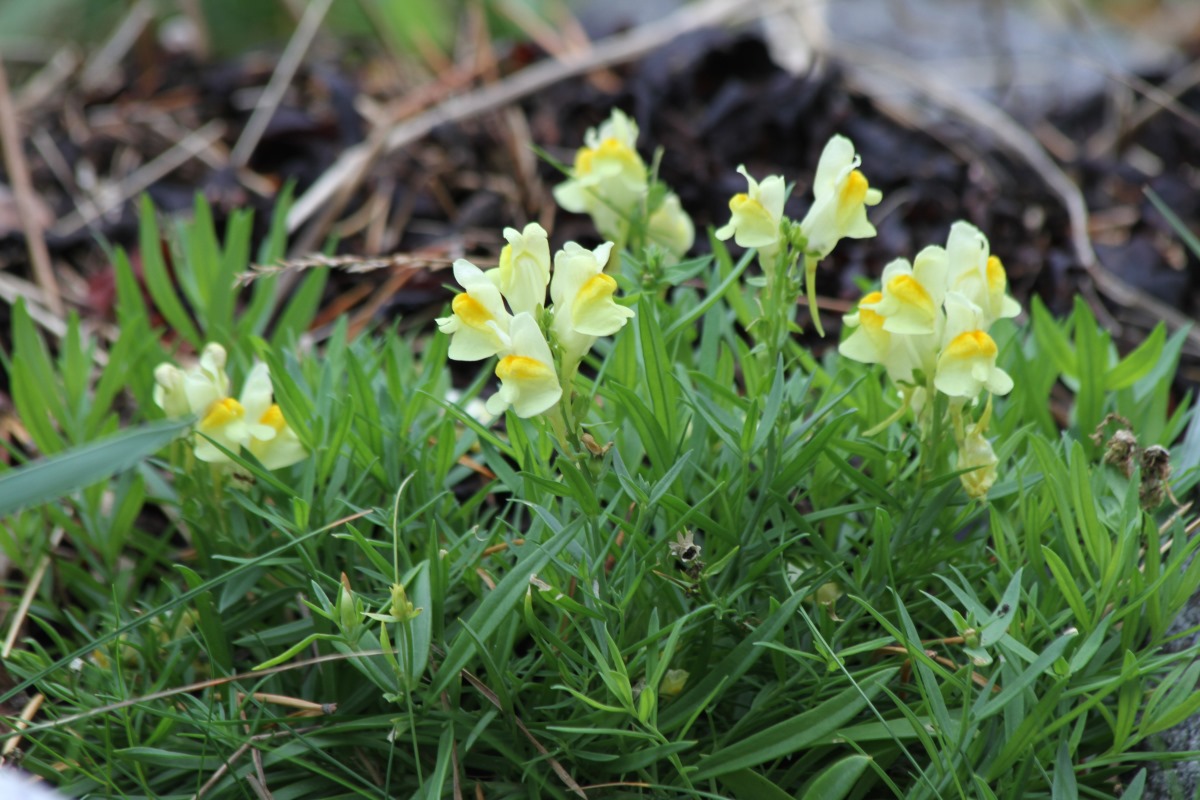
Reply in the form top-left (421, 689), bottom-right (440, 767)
top-left (229, 0), bottom-right (334, 169)
top-left (53, 119), bottom-right (226, 236)
top-left (0, 55), bottom-right (64, 316)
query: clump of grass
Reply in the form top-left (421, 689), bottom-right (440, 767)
top-left (2, 114), bottom-right (1198, 800)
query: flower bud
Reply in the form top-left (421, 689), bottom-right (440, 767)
top-left (389, 582), bottom-right (421, 624)
top-left (659, 669), bottom-right (689, 699)
top-left (337, 577), bottom-right (361, 635)
top-left (958, 426), bottom-right (999, 500)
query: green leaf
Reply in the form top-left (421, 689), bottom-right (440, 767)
top-left (637, 295), bottom-right (681, 444)
top-left (1051, 738), bottom-right (1078, 800)
top-left (138, 194), bottom-right (202, 347)
top-left (663, 249), bottom-right (751, 339)
top-left (1041, 546), bottom-right (1091, 631)
top-left (658, 591), bottom-right (807, 734)
top-left (716, 768), bottom-right (795, 800)
top-left (431, 514), bottom-right (584, 694)
top-left (271, 267), bottom-right (328, 347)
top-left (0, 418), bottom-right (190, 516)
top-left (1073, 295), bottom-right (1109, 448)
top-left (801, 755), bottom-right (874, 800)
top-left (1104, 323), bottom-right (1165, 390)
top-left (690, 668), bottom-right (896, 780)
top-left (977, 632), bottom-right (1076, 721)
top-left (1030, 296), bottom-right (1076, 378)
top-left (1117, 769), bottom-right (1146, 800)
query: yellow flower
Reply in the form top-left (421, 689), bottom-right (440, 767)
top-left (933, 295), bottom-right (1013, 398)
top-left (550, 241), bottom-right (634, 363)
top-left (486, 313), bottom-right (563, 419)
top-left (240, 363), bottom-right (307, 470)
top-left (489, 222), bottom-right (551, 316)
top-left (861, 247), bottom-right (948, 335)
top-left (158, 343), bottom-right (241, 464)
top-left (436, 259), bottom-right (514, 361)
top-left (647, 192), bottom-right (695, 258)
top-left (945, 221), bottom-right (1020, 326)
top-left (552, 109), bottom-right (648, 239)
top-left (958, 420), bottom-right (999, 500)
top-left (152, 344), bottom-right (307, 469)
top-left (153, 363), bottom-right (190, 418)
top-left (714, 165), bottom-right (785, 254)
top-left (839, 291), bottom-right (933, 385)
top-left (195, 394), bottom-right (247, 464)
top-left (799, 135), bottom-right (882, 259)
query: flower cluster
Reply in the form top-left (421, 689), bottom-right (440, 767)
top-left (154, 343), bottom-right (306, 470)
top-left (839, 221), bottom-right (1019, 401)
top-left (436, 222), bottom-right (634, 420)
top-left (716, 135), bottom-right (882, 264)
top-left (838, 221), bottom-right (1021, 498)
top-left (713, 135), bottom-right (883, 338)
top-left (553, 109), bottom-right (694, 258)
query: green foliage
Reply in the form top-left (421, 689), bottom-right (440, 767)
top-left (1, 193), bottom-right (1196, 800)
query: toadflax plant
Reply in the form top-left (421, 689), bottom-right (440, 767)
top-left (4, 105), bottom-right (1200, 800)
top-left (839, 221), bottom-right (1022, 497)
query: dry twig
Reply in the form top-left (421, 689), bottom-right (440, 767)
top-left (53, 119), bottom-right (226, 236)
top-left (237, 252), bottom-right (455, 286)
top-left (287, 0), bottom-right (782, 234)
top-left (0, 55), bottom-right (64, 316)
top-left (229, 0), bottom-right (333, 169)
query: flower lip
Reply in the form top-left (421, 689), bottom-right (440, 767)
top-left (451, 293), bottom-right (494, 328)
top-left (201, 397), bottom-right (245, 429)
top-left (886, 274), bottom-right (934, 314)
top-left (839, 170), bottom-right (869, 209)
top-left (986, 256), bottom-right (1007, 294)
top-left (945, 330), bottom-right (998, 360)
top-left (856, 291), bottom-right (886, 331)
top-left (496, 355), bottom-right (555, 383)
top-left (260, 404), bottom-right (287, 431)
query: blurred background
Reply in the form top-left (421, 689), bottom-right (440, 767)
top-left (0, 0), bottom-right (1198, 366)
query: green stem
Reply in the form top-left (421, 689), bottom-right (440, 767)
top-left (546, 404), bottom-right (573, 459)
top-left (864, 391), bottom-right (913, 437)
top-left (804, 254), bottom-right (825, 337)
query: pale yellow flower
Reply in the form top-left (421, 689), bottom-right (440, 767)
top-left (550, 241), bottom-right (634, 363)
top-left (958, 423), bottom-right (999, 500)
top-left (240, 363), bottom-right (306, 470)
top-left (714, 165), bottom-right (785, 254)
top-left (799, 135), bottom-right (882, 259)
top-left (553, 109), bottom-right (648, 238)
top-left (194, 395), bottom-right (247, 464)
top-left (153, 344), bottom-right (307, 469)
top-left (489, 222), bottom-right (551, 316)
top-left (839, 291), bottom-right (932, 385)
top-left (153, 363), bottom-right (190, 417)
top-left (162, 343), bottom-right (242, 464)
top-left (436, 259), bottom-right (514, 362)
top-left (647, 192), bottom-right (695, 258)
top-left (862, 247), bottom-right (948, 336)
top-left (945, 221), bottom-right (1020, 326)
top-left (934, 295), bottom-right (1013, 398)
top-left (486, 313), bottom-right (563, 419)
